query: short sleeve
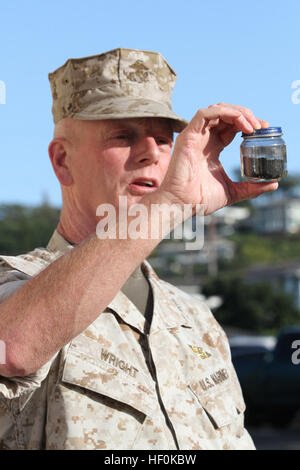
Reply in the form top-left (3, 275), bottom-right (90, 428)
top-left (0, 263), bottom-right (57, 406)
top-left (0, 264), bottom-right (31, 302)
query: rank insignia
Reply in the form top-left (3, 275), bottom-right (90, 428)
top-left (189, 345), bottom-right (212, 359)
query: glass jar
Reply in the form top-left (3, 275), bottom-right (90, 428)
top-left (240, 127), bottom-right (287, 182)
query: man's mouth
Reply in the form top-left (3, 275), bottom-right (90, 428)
top-left (128, 178), bottom-right (158, 194)
top-left (132, 180), bottom-right (154, 187)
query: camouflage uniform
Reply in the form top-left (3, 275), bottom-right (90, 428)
top-left (0, 231), bottom-right (255, 450)
top-left (0, 48), bottom-right (255, 450)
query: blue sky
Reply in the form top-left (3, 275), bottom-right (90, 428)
top-left (0, 0), bottom-right (300, 207)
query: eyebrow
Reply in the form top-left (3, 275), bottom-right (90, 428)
top-left (105, 118), bottom-right (172, 130)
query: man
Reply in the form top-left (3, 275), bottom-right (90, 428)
top-left (0, 48), bottom-right (277, 450)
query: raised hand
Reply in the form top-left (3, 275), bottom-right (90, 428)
top-left (160, 102), bottom-right (278, 215)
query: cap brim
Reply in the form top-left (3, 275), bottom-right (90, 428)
top-left (70, 97), bottom-right (188, 133)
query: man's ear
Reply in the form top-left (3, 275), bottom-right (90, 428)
top-left (48, 138), bottom-right (74, 186)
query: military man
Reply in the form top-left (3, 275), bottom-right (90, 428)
top-left (0, 48), bottom-right (277, 450)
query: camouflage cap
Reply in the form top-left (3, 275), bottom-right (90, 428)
top-left (48, 48), bottom-right (188, 133)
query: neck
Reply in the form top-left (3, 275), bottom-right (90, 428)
top-left (57, 204), bottom-right (97, 245)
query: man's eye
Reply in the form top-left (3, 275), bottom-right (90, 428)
top-left (109, 134), bottom-right (131, 145)
top-left (156, 137), bottom-right (172, 146)
top-left (115, 134), bottom-right (129, 140)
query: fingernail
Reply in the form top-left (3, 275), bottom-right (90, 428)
top-left (254, 119), bottom-right (261, 129)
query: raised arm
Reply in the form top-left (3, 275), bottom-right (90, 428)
top-left (0, 104), bottom-right (277, 378)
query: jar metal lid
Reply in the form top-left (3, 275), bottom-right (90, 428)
top-left (242, 127), bottom-right (282, 137)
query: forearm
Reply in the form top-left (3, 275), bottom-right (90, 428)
top-left (0, 193), bottom-right (174, 377)
top-left (0, 104), bottom-right (278, 378)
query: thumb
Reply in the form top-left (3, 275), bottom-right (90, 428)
top-left (230, 181), bottom-right (278, 205)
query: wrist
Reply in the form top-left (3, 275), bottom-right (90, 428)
top-left (142, 186), bottom-right (182, 208)
top-left (139, 189), bottom-right (188, 240)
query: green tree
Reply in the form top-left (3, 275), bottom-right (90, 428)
top-left (201, 276), bottom-right (300, 334)
top-left (277, 173), bottom-right (300, 195)
top-left (0, 203), bottom-right (60, 255)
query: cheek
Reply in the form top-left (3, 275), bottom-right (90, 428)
top-left (101, 151), bottom-right (126, 179)
top-left (97, 154), bottom-right (126, 198)
top-left (161, 152), bottom-right (172, 175)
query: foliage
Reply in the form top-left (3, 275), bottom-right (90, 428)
top-left (0, 203), bottom-right (60, 255)
top-left (226, 232), bottom-right (300, 269)
top-left (277, 173), bottom-right (300, 194)
top-left (201, 275), bottom-right (300, 334)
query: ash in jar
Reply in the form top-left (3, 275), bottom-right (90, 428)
top-left (240, 127), bottom-right (287, 182)
top-left (241, 145), bottom-right (287, 182)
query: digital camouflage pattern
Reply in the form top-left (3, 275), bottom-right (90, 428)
top-left (48, 48), bottom-right (188, 133)
top-left (0, 231), bottom-right (255, 450)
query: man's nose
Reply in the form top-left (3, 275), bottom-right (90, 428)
top-left (132, 136), bottom-right (160, 164)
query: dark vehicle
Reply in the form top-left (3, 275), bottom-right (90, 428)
top-left (230, 335), bottom-right (276, 359)
top-left (231, 326), bottom-right (300, 427)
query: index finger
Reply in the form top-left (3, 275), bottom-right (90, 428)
top-left (188, 104), bottom-right (255, 135)
top-left (217, 102), bottom-right (263, 130)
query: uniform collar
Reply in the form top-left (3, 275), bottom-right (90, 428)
top-left (22, 230), bottom-right (192, 334)
top-left (142, 260), bottom-right (192, 333)
top-left (107, 264), bottom-right (191, 335)
top-left (47, 230), bottom-right (74, 254)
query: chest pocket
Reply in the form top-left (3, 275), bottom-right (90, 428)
top-left (47, 334), bottom-right (157, 450)
top-left (177, 326), bottom-right (246, 440)
top-left (191, 384), bottom-right (244, 427)
top-left (188, 376), bottom-right (247, 446)
top-left (185, 343), bottom-right (246, 441)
